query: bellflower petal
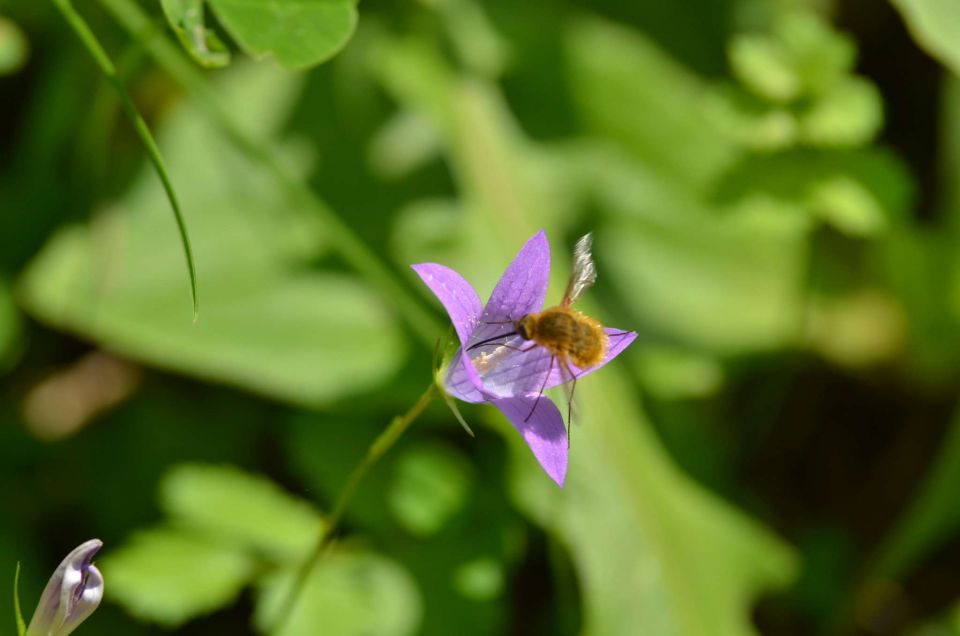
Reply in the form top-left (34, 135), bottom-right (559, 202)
top-left (26, 539), bottom-right (103, 636)
top-left (479, 230), bottom-right (550, 324)
top-left (493, 396), bottom-right (568, 487)
top-left (411, 263), bottom-right (482, 346)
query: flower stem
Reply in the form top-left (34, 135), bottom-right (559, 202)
top-left (270, 383), bottom-right (437, 634)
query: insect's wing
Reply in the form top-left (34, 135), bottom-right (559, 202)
top-left (562, 233), bottom-right (598, 307)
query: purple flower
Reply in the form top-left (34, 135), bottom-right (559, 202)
top-left (26, 539), bottom-right (103, 636)
top-left (412, 230), bottom-right (636, 487)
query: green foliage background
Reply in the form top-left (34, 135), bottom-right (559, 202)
top-left (3, 0), bottom-right (960, 634)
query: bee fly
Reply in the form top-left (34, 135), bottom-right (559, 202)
top-left (468, 233), bottom-right (629, 439)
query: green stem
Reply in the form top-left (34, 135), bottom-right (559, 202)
top-left (97, 0), bottom-right (443, 347)
top-left (13, 562), bottom-right (25, 636)
top-left (270, 383), bottom-right (437, 634)
top-left (52, 0), bottom-right (199, 319)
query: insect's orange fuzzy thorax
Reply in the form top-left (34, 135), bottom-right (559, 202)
top-left (520, 307), bottom-right (608, 368)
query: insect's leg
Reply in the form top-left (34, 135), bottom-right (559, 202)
top-left (496, 342), bottom-right (539, 353)
top-left (561, 361), bottom-right (579, 448)
top-left (608, 330), bottom-right (632, 338)
top-left (524, 355), bottom-right (554, 423)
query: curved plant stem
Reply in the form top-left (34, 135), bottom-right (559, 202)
top-left (97, 0), bottom-right (443, 347)
top-left (13, 562), bottom-right (25, 636)
top-left (270, 383), bottom-right (437, 634)
top-left (51, 0), bottom-right (200, 320)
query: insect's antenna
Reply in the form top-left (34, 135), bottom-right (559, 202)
top-left (467, 331), bottom-right (518, 351)
top-left (480, 319), bottom-right (515, 325)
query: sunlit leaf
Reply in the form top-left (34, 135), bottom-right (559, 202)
top-left (208, 0), bottom-right (357, 69)
top-left (160, 463), bottom-right (322, 561)
top-left (800, 76), bottom-right (883, 147)
top-left (18, 63), bottom-right (406, 406)
top-left (0, 15), bottom-right (28, 76)
top-left (891, 0), bottom-right (960, 77)
top-left (160, 0), bottom-right (230, 68)
top-left (255, 552), bottom-right (421, 636)
top-left (102, 527), bottom-right (254, 626)
top-left (714, 147), bottom-right (915, 236)
top-left (728, 32), bottom-right (801, 102)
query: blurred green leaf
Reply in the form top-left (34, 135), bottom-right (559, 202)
top-left (0, 280), bottom-right (19, 373)
top-left (891, 0), bottom-right (960, 77)
top-left (799, 77), bottom-right (883, 147)
top-left (566, 18), bottom-right (738, 191)
top-left (160, 463), bottom-right (322, 561)
top-left (708, 86), bottom-right (798, 151)
top-left (18, 63), bottom-right (406, 406)
top-left (208, 0), bottom-right (357, 69)
top-left (452, 557), bottom-right (503, 602)
top-left (387, 442), bottom-right (473, 536)
top-left (102, 527), bottom-right (254, 626)
top-left (633, 346), bottom-right (724, 399)
top-left (729, 32), bottom-right (802, 102)
top-left (255, 552), bottom-right (421, 636)
top-left (714, 147), bottom-right (915, 236)
top-left (871, 408), bottom-right (960, 578)
top-left (770, 10), bottom-right (855, 97)
top-left (591, 148), bottom-right (810, 352)
top-left (0, 15), bottom-right (28, 76)
top-left (160, 0), bottom-right (231, 68)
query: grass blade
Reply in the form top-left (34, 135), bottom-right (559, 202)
top-left (51, 0), bottom-right (199, 319)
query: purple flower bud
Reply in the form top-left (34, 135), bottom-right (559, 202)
top-left (26, 539), bottom-right (104, 636)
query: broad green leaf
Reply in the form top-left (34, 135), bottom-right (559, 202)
top-left (891, 0), bottom-right (960, 77)
top-left (377, 33), bottom-right (798, 635)
top-left (160, 0), bottom-right (230, 68)
top-left (0, 15), bottom-right (28, 75)
top-left (208, 0), bottom-right (357, 69)
top-left (255, 552), bottom-right (421, 636)
top-left (102, 527), bottom-right (254, 626)
top-left (501, 371), bottom-right (797, 636)
top-left (160, 463), bottom-right (322, 561)
top-left (387, 442), bottom-right (473, 536)
top-left (566, 18), bottom-right (738, 192)
top-left (18, 63), bottom-right (405, 407)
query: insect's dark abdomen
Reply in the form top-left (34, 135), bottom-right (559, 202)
top-left (531, 308), bottom-right (607, 368)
